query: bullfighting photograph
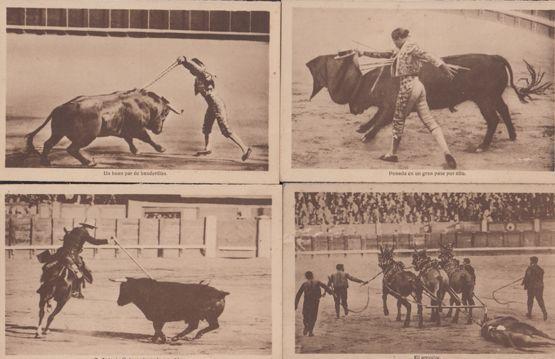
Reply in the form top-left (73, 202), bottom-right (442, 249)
top-left (2, 184), bottom-right (282, 357)
top-left (281, 1), bottom-right (554, 183)
top-left (283, 183), bottom-right (555, 356)
top-left (1, 0), bottom-right (280, 183)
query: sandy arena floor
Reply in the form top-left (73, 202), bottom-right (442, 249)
top-left (295, 253), bottom-right (555, 354)
top-left (6, 256), bottom-right (272, 356)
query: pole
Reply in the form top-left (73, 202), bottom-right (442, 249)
top-left (112, 236), bottom-right (154, 279)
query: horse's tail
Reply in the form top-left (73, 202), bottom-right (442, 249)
top-left (495, 55), bottom-right (527, 103)
top-left (25, 111), bottom-right (54, 154)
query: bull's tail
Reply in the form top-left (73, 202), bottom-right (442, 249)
top-left (496, 55), bottom-right (527, 103)
top-left (25, 111), bottom-right (53, 154)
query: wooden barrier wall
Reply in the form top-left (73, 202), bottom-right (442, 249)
top-left (297, 230), bottom-right (555, 254)
top-left (5, 216), bottom-right (271, 259)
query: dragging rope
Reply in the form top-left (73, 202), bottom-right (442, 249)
top-left (348, 270), bottom-right (383, 314)
top-left (490, 277), bottom-right (524, 305)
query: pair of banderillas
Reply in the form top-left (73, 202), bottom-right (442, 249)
top-left (141, 59), bottom-right (181, 90)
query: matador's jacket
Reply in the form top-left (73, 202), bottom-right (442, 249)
top-left (363, 41), bottom-right (445, 138)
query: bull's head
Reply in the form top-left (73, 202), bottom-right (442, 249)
top-left (141, 91), bottom-right (183, 135)
top-left (110, 277), bottom-right (133, 306)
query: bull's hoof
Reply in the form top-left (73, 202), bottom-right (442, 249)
top-left (130, 147), bottom-right (139, 155)
top-left (509, 134), bottom-right (517, 141)
top-left (155, 146), bottom-right (166, 153)
top-left (84, 160), bottom-right (97, 167)
top-left (396, 316), bottom-right (402, 322)
top-left (193, 333), bottom-right (203, 340)
top-left (384, 310), bottom-right (389, 316)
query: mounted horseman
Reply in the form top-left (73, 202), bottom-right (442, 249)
top-left (35, 219), bottom-right (112, 338)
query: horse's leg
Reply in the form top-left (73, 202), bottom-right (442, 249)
top-left (416, 290), bottom-right (424, 329)
top-left (446, 295), bottom-right (454, 318)
top-left (401, 298), bottom-right (412, 328)
top-left (35, 296), bottom-right (48, 338)
top-left (396, 299), bottom-right (402, 321)
top-left (436, 287), bottom-right (445, 326)
top-left (43, 299), bottom-right (67, 334)
top-left (382, 285), bottom-right (389, 316)
top-left (450, 289), bottom-right (462, 324)
top-left (466, 294), bottom-right (475, 325)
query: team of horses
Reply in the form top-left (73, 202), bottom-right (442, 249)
top-left (378, 242), bottom-right (477, 328)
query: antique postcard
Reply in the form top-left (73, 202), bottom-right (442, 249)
top-left (1, 184), bottom-right (282, 358)
top-left (0, 0), bottom-right (280, 183)
top-left (283, 183), bottom-right (555, 358)
top-left (281, 0), bottom-right (555, 183)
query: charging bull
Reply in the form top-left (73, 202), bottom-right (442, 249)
top-left (25, 89), bottom-right (182, 167)
top-left (111, 277), bottom-right (229, 343)
top-left (306, 53), bottom-right (527, 152)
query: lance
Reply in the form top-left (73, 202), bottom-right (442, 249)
top-left (112, 236), bottom-right (154, 279)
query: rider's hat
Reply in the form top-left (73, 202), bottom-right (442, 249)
top-left (79, 218), bottom-right (97, 229)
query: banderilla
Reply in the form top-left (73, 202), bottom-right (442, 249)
top-left (141, 59), bottom-right (180, 90)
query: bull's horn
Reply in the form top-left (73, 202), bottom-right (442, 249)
top-left (167, 104), bottom-right (183, 115)
top-left (109, 277), bottom-right (128, 283)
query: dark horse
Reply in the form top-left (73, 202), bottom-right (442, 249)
top-left (378, 244), bottom-right (424, 328)
top-left (412, 248), bottom-right (449, 325)
top-left (438, 243), bottom-right (476, 324)
top-left (35, 262), bottom-right (81, 338)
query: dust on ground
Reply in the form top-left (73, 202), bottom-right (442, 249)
top-left (295, 254), bottom-right (555, 354)
top-left (6, 256), bottom-right (271, 355)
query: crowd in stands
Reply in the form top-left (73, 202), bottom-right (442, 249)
top-left (5, 194), bottom-right (123, 217)
top-left (295, 192), bottom-right (555, 227)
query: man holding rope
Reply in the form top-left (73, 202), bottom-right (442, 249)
top-left (522, 256), bottom-right (548, 321)
top-left (176, 56), bottom-right (252, 162)
top-left (327, 264), bottom-right (368, 319)
top-left (295, 271), bottom-right (333, 336)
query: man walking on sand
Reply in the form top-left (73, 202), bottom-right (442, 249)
top-left (177, 56), bottom-right (252, 161)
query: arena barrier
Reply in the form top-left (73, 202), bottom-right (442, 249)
top-left (6, 7), bottom-right (270, 42)
top-left (296, 230), bottom-right (555, 257)
top-left (5, 215), bottom-right (271, 259)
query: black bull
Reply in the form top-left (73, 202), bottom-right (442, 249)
top-left (25, 88), bottom-right (182, 167)
top-left (306, 53), bottom-right (526, 151)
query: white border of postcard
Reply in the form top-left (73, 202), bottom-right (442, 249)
top-left (282, 182), bottom-right (555, 359)
top-left (280, 0), bottom-right (555, 183)
top-left (0, 0), bottom-right (280, 184)
top-left (0, 183), bottom-right (282, 359)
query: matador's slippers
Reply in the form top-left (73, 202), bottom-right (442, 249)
top-left (444, 153), bottom-right (457, 170)
top-left (194, 150), bottom-right (212, 157)
top-left (379, 154), bottom-right (398, 163)
top-left (242, 148), bottom-right (252, 162)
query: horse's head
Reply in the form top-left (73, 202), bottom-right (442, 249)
top-left (412, 248), bottom-right (428, 270)
top-left (378, 244), bottom-right (395, 270)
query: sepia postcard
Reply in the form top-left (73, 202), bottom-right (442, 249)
top-left (283, 182), bottom-right (555, 358)
top-left (0, 183), bottom-right (282, 358)
top-left (0, 0), bottom-right (280, 183)
top-left (281, 0), bottom-right (555, 183)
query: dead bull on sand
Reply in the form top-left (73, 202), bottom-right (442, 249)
top-left (110, 277), bottom-right (229, 343)
top-left (25, 88), bottom-right (183, 167)
top-left (481, 316), bottom-right (555, 350)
